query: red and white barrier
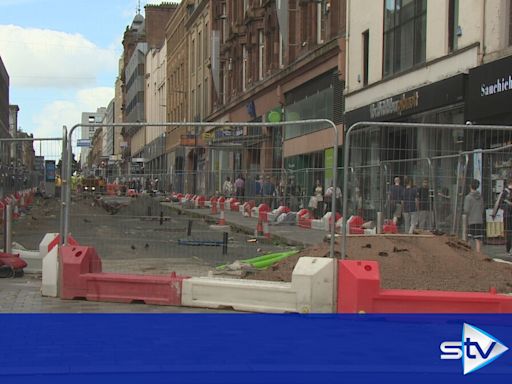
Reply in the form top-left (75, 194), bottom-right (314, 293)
top-left (337, 260), bottom-right (512, 313)
top-left (297, 209), bottom-right (313, 229)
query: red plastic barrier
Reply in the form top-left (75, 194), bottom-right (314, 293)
top-left (231, 201), bottom-right (240, 212)
top-left (297, 209), bottom-right (313, 229)
top-left (0, 252), bottom-right (28, 270)
top-left (382, 220), bottom-right (398, 234)
top-left (254, 204), bottom-right (269, 222)
top-left (337, 260), bottom-right (512, 313)
top-left (210, 197), bottom-right (218, 214)
top-left (60, 245), bottom-right (187, 306)
top-left (86, 272), bottom-right (184, 305)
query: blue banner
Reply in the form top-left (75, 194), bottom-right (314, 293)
top-left (0, 314), bottom-right (510, 383)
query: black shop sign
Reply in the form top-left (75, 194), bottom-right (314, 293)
top-left (346, 74), bottom-right (466, 125)
top-left (467, 55), bottom-right (512, 121)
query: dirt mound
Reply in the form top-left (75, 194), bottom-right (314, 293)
top-left (245, 235), bottom-right (512, 293)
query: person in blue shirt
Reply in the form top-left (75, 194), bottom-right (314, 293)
top-left (402, 177), bottom-right (419, 234)
top-left (388, 176), bottom-right (404, 225)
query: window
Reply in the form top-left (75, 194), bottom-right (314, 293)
top-left (191, 39), bottom-right (196, 74)
top-left (198, 31), bottom-right (202, 65)
top-left (317, 1), bottom-right (324, 44)
top-left (448, 0), bottom-right (459, 52)
top-left (242, 44), bottom-right (248, 91)
top-left (258, 30), bottom-right (265, 80)
top-left (222, 3), bottom-right (228, 43)
top-left (204, 22), bottom-right (208, 61)
top-left (363, 30), bottom-right (370, 85)
top-left (383, 0), bottom-right (427, 77)
top-left (279, 31), bottom-right (284, 68)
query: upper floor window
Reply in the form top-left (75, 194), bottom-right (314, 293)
top-left (383, 0), bottom-right (427, 77)
top-left (448, 0), bottom-right (459, 52)
top-left (258, 30), bottom-right (265, 80)
top-left (242, 44), bottom-right (248, 91)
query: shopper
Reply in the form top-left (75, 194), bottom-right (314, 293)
top-left (223, 176), bottom-right (234, 197)
top-left (235, 174), bottom-right (245, 199)
top-left (464, 179), bottom-right (484, 253)
top-left (493, 178), bottom-right (512, 255)
top-left (325, 182), bottom-right (342, 214)
top-left (417, 178), bottom-right (431, 230)
top-left (388, 176), bottom-right (404, 225)
top-left (402, 177), bottom-right (419, 234)
top-left (312, 179), bottom-right (324, 218)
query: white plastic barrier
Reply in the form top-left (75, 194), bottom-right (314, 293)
top-left (182, 257), bottom-right (334, 313)
top-left (41, 246), bottom-right (59, 297)
top-left (10, 233), bottom-right (59, 274)
top-left (40, 233), bottom-right (61, 297)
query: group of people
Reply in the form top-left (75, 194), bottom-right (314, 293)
top-left (222, 175), bottom-right (246, 199)
top-left (309, 180), bottom-right (342, 219)
top-left (221, 174), bottom-right (306, 211)
top-left (388, 176), bottom-right (432, 234)
top-left (387, 174), bottom-right (512, 255)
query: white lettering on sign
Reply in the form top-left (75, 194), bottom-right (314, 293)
top-left (481, 75), bottom-right (512, 97)
top-left (369, 91), bottom-right (419, 119)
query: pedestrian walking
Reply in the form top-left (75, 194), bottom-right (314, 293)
top-left (388, 176), bottom-right (404, 225)
top-left (235, 174), bottom-right (245, 200)
top-left (493, 178), bottom-right (512, 255)
top-left (223, 176), bottom-right (234, 197)
top-left (262, 176), bottom-right (275, 208)
top-left (417, 178), bottom-right (431, 230)
top-left (464, 179), bottom-right (484, 253)
top-left (325, 182), bottom-right (342, 214)
top-left (311, 180), bottom-right (324, 218)
top-left (402, 177), bottom-right (419, 234)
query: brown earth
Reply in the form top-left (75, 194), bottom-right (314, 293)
top-left (245, 235), bottom-right (512, 294)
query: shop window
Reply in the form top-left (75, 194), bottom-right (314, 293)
top-left (383, 0), bottom-right (427, 77)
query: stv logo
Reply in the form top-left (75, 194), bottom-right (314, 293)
top-left (440, 323), bottom-right (508, 375)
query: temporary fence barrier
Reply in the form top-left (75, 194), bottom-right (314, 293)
top-left (342, 122), bottom-right (512, 259)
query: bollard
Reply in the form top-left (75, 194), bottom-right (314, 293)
top-left (187, 220), bottom-right (193, 237)
top-left (160, 211), bottom-right (164, 226)
top-left (147, 206), bottom-right (152, 217)
top-left (461, 214), bottom-right (468, 242)
top-left (376, 212), bottom-right (383, 235)
top-left (222, 232), bottom-right (228, 255)
top-left (4, 203), bottom-right (12, 254)
top-left (263, 220), bottom-right (270, 239)
top-left (255, 217), bottom-right (264, 237)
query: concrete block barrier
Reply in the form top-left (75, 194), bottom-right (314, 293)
top-left (182, 257), bottom-right (334, 313)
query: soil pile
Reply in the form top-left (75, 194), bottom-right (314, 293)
top-left (245, 235), bottom-right (512, 293)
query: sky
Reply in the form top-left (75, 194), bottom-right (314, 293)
top-left (0, 0), bottom-right (170, 152)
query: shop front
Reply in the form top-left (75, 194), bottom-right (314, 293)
top-left (344, 74), bottom-right (466, 225)
top-left (466, 55), bottom-right (512, 229)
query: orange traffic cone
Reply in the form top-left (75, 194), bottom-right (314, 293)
top-left (218, 209), bottom-right (226, 225)
top-left (263, 220), bottom-right (270, 239)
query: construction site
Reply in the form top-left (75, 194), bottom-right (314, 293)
top-left (1, 122), bottom-right (512, 313)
